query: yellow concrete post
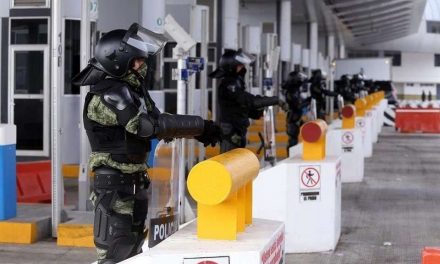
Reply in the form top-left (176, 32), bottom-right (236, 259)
top-left (245, 181), bottom-right (253, 225)
top-left (300, 120), bottom-right (328, 161)
top-left (355, 99), bottom-right (367, 117)
top-left (365, 95), bottom-right (374, 110)
top-left (342, 105), bottom-right (356, 129)
top-left (187, 148), bottom-right (260, 240)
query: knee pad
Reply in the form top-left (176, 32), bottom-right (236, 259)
top-left (93, 190), bottom-right (137, 263)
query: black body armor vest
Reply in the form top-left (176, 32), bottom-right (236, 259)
top-left (83, 79), bottom-right (158, 164)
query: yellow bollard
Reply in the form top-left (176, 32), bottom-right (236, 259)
top-left (187, 148), bottom-right (260, 240)
top-left (365, 95), bottom-right (374, 110)
top-left (300, 120), bottom-right (327, 161)
top-left (341, 105), bottom-right (356, 129)
top-left (355, 98), bottom-right (367, 117)
top-left (373, 93), bottom-right (380, 105)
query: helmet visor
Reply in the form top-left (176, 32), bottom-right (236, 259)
top-left (235, 49), bottom-right (256, 65)
top-left (123, 23), bottom-right (169, 56)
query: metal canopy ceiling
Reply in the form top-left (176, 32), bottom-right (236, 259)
top-left (321, 0), bottom-right (427, 45)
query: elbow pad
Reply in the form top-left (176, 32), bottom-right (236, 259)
top-left (156, 113), bottom-right (204, 139)
top-left (138, 112), bottom-right (156, 137)
top-left (253, 96), bottom-right (279, 109)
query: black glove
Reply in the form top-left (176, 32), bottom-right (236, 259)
top-left (194, 120), bottom-right (222, 147)
top-left (278, 99), bottom-right (289, 112)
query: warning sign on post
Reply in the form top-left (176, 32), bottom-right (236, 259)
top-left (342, 131), bottom-right (354, 152)
top-left (183, 256), bottom-right (230, 264)
top-left (299, 165), bottom-right (321, 202)
top-left (356, 119), bottom-right (365, 128)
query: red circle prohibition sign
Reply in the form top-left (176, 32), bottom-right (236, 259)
top-left (197, 261), bottom-right (218, 264)
top-left (342, 131), bottom-right (354, 144)
top-left (301, 168), bottom-right (320, 188)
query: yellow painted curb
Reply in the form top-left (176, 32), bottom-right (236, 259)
top-left (247, 133), bottom-right (288, 143)
top-left (0, 222), bottom-right (37, 244)
top-left (62, 164), bottom-right (79, 178)
top-left (57, 224), bottom-right (94, 248)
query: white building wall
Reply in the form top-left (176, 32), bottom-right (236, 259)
top-left (63, 0), bottom-right (81, 18)
top-left (97, 0), bottom-right (140, 33)
top-left (402, 83), bottom-right (436, 98)
top-left (392, 52), bottom-right (440, 83)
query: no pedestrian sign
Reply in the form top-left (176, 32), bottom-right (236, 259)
top-left (299, 165), bottom-right (321, 202)
top-left (300, 166), bottom-right (321, 189)
top-left (342, 131), bottom-right (354, 152)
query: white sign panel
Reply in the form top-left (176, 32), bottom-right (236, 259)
top-left (183, 256), bottom-right (230, 264)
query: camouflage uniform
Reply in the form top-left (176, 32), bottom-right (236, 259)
top-left (87, 66), bottom-right (151, 263)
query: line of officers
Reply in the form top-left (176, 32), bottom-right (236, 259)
top-left (72, 24), bottom-right (380, 264)
top-left (211, 49), bottom-right (379, 152)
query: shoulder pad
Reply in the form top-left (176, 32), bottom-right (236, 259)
top-left (102, 85), bottom-right (136, 111)
top-left (101, 84), bottom-right (140, 126)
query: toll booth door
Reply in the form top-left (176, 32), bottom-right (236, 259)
top-left (9, 46), bottom-right (49, 156)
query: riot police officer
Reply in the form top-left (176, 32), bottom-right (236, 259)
top-left (73, 23), bottom-right (221, 264)
top-left (337, 74), bottom-right (356, 104)
top-left (209, 49), bottom-right (280, 153)
top-left (309, 69), bottom-right (339, 120)
top-left (281, 71), bottom-right (310, 151)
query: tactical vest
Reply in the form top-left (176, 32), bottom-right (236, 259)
top-left (83, 79), bottom-right (157, 164)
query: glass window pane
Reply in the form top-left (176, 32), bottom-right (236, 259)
top-left (14, 99), bottom-right (44, 150)
top-left (11, 19), bottom-right (48, 44)
top-left (15, 51), bottom-right (44, 94)
top-left (64, 20), bottom-right (80, 95)
top-left (14, 0), bottom-right (47, 7)
top-left (164, 62), bottom-right (177, 89)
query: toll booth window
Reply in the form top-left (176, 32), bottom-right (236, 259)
top-left (11, 19), bottom-right (48, 44)
top-left (13, 0), bottom-right (48, 7)
top-left (164, 62), bottom-right (178, 89)
top-left (435, 54), bottom-right (440, 67)
top-left (427, 21), bottom-right (440, 34)
top-left (64, 20), bottom-right (80, 94)
top-left (14, 99), bottom-right (44, 150)
top-left (384, 51), bottom-right (401, 67)
top-left (14, 51), bottom-right (44, 95)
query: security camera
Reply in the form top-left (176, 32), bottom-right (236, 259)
top-left (164, 14), bottom-right (196, 53)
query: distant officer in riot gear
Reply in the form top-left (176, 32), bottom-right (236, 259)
top-left (309, 69), bottom-right (339, 120)
top-left (209, 49), bottom-right (280, 153)
top-left (281, 71), bottom-right (310, 151)
top-left (73, 23), bottom-right (221, 264)
top-left (351, 73), bottom-right (366, 96)
top-left (336, 74), bottom-right (356, 104)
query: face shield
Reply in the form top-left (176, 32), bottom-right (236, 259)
top-left (234, 49), bottom-right (256, 65)
top-left (298, 72), bottom-right (308, 82)
top-left (122, 23), bottom-right (169, 56)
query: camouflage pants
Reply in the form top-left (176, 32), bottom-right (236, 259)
top-left (90, 173), bottom-right (149, 264)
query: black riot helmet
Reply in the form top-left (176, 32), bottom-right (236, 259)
top-left (310, 69), bottom-right (322, 81)
top-left (93, 23), bottom-right (168, 78)
top-left (209, 49), bottom-right (255, 78)
top-left (283, 71), bottom-right (308, 90)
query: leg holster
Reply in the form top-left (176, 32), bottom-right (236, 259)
top-left (93, 167), bottom-right (150, 263)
